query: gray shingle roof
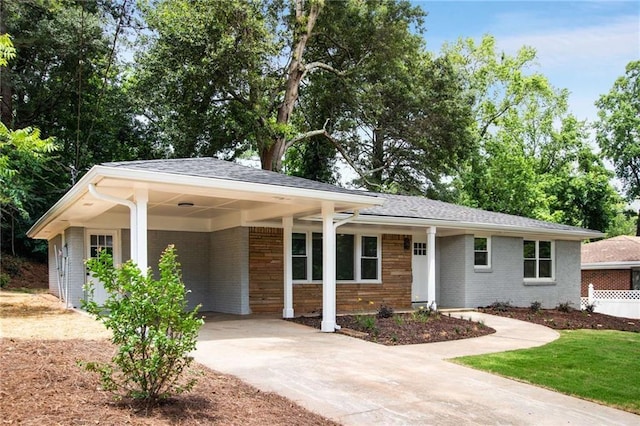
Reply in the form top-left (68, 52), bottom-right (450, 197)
top-left (102, 158), bottom-right (599, 235)
top-left (359, 193), bottom-right (597, 233)
top-left (102, 158), bottom-right (365, 196)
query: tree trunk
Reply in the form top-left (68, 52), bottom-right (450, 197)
top-left (262, 0), bottom-right (322, 172)
top-left (636, 209), bottom-right (640, 237)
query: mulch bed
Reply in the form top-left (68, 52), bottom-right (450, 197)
top-left (289, 312), bottom-right (496, 345)
top-left (0, 338), bottom-right (337, 426)
top-left (1, 254), bottom-right (49, 290)
top-left (479, 306), bottom-right (640, 332)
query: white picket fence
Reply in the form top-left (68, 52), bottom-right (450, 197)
top-left (581, 284), bottom-right (640, 319)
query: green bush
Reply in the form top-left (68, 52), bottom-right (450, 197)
top-left (81, 245), bottom-right (204, 403)
top-left (0, 272), bottom-right (10, 288)
top-left (556, 301), bottom-right (573, 313)
top-left (530, 301), bottom-right (542, 313)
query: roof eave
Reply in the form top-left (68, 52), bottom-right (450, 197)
top-left (347, 214), bottom-right (604, 240)
top-left (27, 165), bottom-right (384, 239)
top-left (582, 261), bottom-right (640, 270)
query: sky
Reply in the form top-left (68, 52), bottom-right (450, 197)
top-left (415, 0), bottom-right (639, 124)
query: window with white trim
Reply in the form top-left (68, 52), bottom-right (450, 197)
top-left (292, 232), bottom-right (381, 282)
top-left (523, 240), bottom-right (553, 279)
top-left (292, 233), bottom-right (307, 280)
top-left (474, 237), bottom-right (490, 268)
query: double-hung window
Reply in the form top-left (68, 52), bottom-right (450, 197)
top-left (523, 240), bottom-right (553, 280)
top-left (292, 232), bottom-right (380, 282)
top-left (473, 237), bottom-right (490, 269)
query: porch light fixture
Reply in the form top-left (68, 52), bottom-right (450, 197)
top-left (404, 236), bottom-right (411, 250)
top-left (178, 202), bottom-right (194, 207)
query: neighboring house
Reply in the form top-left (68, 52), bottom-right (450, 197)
top-left (581, 236), bottom-right (640, 295)
top-left (28, 158), bottom-right (601, 332)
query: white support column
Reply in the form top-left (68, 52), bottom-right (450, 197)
top-left (282, 216), bottom-right (294, 318)
top-left (427, 226), bottom-right (437, 310)
top-left (134, 188), bottom-right (148, 275)
top-left (321, 202), bottom-right (336, 332)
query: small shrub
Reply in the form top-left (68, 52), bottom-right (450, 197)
top-left (556, 301), bottom-right (573, 313)
top-left (354, 314), bottom-right (377, 332)
top-left (530, 301), bottom-right (542, 313)
top-left (583, 302), bottom-right (596, 314)
top-left (377, 304), bottom-right (394, 319)
top-left (0, 272), bottom-right (10, 288)
top-left (392, 314), bottom-right (404, 326)
top-left (81, 245), bottom-right (204, 403)
top-left (2, 256), bottom-right (23, 277)
top-left (488, 301), bottom-right (512, 312)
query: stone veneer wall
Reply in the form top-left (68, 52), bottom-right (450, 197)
top-left (248, 228), bottom-right (412, 314)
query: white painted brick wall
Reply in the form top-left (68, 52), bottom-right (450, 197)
top-left (210, 227), bottom-right (250, 314)
top-left (438, 235), bottom-right (468, 307)
top-left (147, 230), bottom-right (211, 311)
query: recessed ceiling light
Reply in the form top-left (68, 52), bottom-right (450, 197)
top-left (178, 202), bottom-right (194, 207)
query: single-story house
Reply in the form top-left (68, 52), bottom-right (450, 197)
top-left (581, 235), bottom-right (640, 295)
top-left (28, 158), bottom-right (602, 332)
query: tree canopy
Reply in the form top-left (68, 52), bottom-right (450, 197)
top-left (595, 60), bottom-right (640, 201)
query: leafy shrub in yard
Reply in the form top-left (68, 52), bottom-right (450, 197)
top-left (488, 301), bottom-right (512, 312)
top-left (556, 301), bottom-right (573, 313)
top-left (0, 272), bottom-right (9, 288)
top-left (583, 302), bottom-right (597, 314)
top-left (81, 245), bottom-right (204, 403)
top-left (377, 304), bottom-right (394, 319)
top-left (530, 301), bottom-right (542, 313)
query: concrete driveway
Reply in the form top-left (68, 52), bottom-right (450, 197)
top-left (194, 312), bottom-right (639, 425)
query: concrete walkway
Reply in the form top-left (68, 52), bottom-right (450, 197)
top-left (194, 312), bottom-right (639, 425)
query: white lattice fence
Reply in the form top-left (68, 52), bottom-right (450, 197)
top-left (593, 289), bottom-right (640, 300)
top-left (584, 284), bottom-right (640, 319)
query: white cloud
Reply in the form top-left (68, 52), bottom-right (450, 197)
top-left (497, 16), bottom-right (639, 70)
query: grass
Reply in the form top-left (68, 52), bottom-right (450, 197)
top-left (453, 330), bottom-right (640, 414)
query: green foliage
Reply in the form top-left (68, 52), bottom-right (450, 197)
top-left (454, 330), bottom-right (640, 414)
top-left (82, 245), bottom-right (204, 402)
top-left (0, 273), bottom-right (10, 288)
top-left (448, 35), bottom-right (622, 231)
top-left (606, 209), bottom-right (637, 237)
top-left (556, 301), bottom-right (573, 313)
top-left (487, 301), bottom-right (513, 312)
top-left (354, 314), bottom-right (377, 332)
top-left (0, 34), bottom-right (16, 66)
top-left (529, 301), bottom-right (542, 313)
top-left (595, 60), bottom-right (640, 201)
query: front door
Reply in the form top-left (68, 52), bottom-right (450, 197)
top-left (412, 235), bottom-right (428, 303)
top-left (85, 230), bottom-right (119, 305)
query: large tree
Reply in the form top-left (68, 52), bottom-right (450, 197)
top-left (595, 60), bottom-right (640, 202)
top-left (1, 0), bottom-right (151, 257)
top-left (448, 36), bottom-right (621, 230)
top-left (133, 0), bottom-right (472, 185)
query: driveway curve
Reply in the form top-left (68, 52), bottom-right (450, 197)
top-left (194, 312), bottom-right (638, 425)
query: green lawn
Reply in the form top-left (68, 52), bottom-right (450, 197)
top-left (453, 330), bottom-right (640, 414)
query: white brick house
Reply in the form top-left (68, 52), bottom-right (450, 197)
top-left (29, 158), bottom-right (601, 332)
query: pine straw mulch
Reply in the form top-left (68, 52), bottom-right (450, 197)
top-left (479, 305), bottom-right (640, 332)
top-left (289, 311), bottom-right (496, 345)
top-left (0, 291), bottom-right (337, 426)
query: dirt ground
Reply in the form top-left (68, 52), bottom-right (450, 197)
top-left (479, 304), bottom-right (640, 332)
top-left (290, 312), bottom-right (495, 345)
top-left (0, 291), bottom-right (337, 425)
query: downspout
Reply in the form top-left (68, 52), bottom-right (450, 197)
top-left (87, 183), bottom-right (137, 264)
top-left (331, 210), bottom-right (359, 331)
